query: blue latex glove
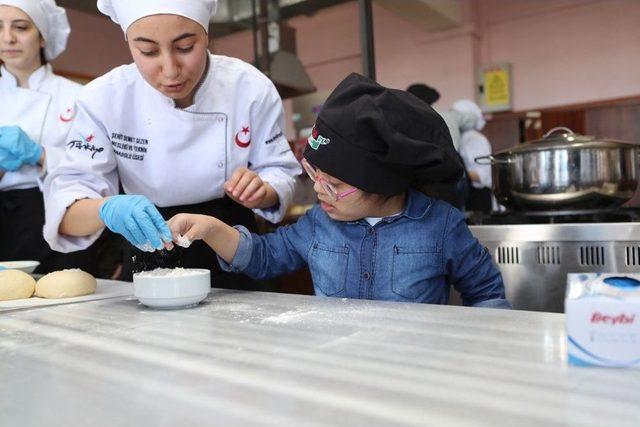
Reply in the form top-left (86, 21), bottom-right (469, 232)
top-left (99, 195), bottom-right (172, 251)
top-left (0, 126), bottom-right (43, 169)
top-left (0, 148), bottom-right (23, 171)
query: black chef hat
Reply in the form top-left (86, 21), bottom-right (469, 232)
top-left (406, 83), bottom-right (440, 106)
top-left (304, 73), bottom-right (463, 197)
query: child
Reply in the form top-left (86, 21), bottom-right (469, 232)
top-left (168, 73), bottom-right (510, 308)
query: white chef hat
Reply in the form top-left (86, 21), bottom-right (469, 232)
top-left (97, 0), bottom-right (218, 38)
top-left (0, 0), bottom-right (70, 60)
top-left (452, 99), bottom-right (486, 131)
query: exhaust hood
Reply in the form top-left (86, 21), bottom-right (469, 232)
top-left (261, 21), bottom-right (316, 99)
top-left (214, 0), bottom-right (317, 99)
top-left (374, 0), bottom-right (464, 32)
top-left (269, 49), bottom-right (316, 99)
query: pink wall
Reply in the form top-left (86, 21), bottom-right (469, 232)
top-left (477, 0), bottom-right (640, 110)
top-left (51, 0), bottom-right (640, 114)
top-left (50, 9), bottom-right (131, 79)
top-left (371, 3), bottom-right (478, 108)
top-left (213, 2), bottom-right (479, 110)
top-left (214, 0), bottom-right (640, 113)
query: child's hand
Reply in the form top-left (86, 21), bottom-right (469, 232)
top-left (224, 167), bottom-right (277, 209)
top-left (167, 213), bottom-right (241, 263)
top-left (168, 214), bottom-right (216, 244)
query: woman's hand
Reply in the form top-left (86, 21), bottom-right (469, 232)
top-left (99, 195), bottom-right (173, 252)
top-left (0, 126), bottom-right (43, 171)
top-left (0, 148), bottom-right (22, 172)
top-left (224, 167), bottom-right (278, 209)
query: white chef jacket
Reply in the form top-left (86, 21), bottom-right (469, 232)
top-left (44, 53), bottom-right (301, 252)
top-left (435, 109), bottom-right (461, 152)
top-left (458, 129), bottom-right (492, 189)
top-left (0, 64), bottom-right (81, 191)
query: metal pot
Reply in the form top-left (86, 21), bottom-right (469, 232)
top-left (476, 127), bottom-right (639, 210)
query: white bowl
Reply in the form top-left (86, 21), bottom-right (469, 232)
top-left (133, 268), bottom-right (211, 309)
top-left (0, 260), bottom-right (40, 274)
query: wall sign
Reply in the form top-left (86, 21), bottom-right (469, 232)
top-left (477, 63), bottom-right (512, 113)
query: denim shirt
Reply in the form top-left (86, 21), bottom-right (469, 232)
top-left (221, 190), bottom-right (510, 308)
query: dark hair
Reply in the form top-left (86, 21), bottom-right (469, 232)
top-left (406, 83), bottom-right (440, 106)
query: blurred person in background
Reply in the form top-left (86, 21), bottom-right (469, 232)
top-left (452, 99), bottom-right (495, 213)
top-left (0, 0), bottom-right (99, 274)
top-left (406, 83), bottom-right (467, 209)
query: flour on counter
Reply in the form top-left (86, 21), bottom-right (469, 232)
top-left (136, 268), bottom-right (203, 278)
top-left (261, 309), bottom-right (322, 324)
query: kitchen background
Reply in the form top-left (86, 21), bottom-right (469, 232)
top-left (44, 0), bottom-right (640, 309)
top-left (49, 0), bottom-right (640, 147)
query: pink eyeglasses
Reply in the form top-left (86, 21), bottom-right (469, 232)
top-left (301, 159), bottom-right (358, 202)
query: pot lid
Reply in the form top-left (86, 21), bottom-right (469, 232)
top-left (496, 127), bottom-right (637, 155)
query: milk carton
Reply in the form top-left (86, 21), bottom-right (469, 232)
top-left (565, 273), bottom-right (640, 367)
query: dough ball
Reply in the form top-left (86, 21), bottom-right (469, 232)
top-left (0, 269), bottom-right (36, 301)
top-left (35, 269), bottom-right (97, 299)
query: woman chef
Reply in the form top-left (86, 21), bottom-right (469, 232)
top-left (0, 0), bottom-right (99, 274)
top-left (43, 0), bottom-right (301, 289)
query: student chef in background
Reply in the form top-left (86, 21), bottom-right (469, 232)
top-left (452, 99), bottom-right (495, 213)
top-left (0, 0), bottom-right (98, 274)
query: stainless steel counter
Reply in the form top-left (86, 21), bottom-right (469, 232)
top-left (1, 290), bottom-right (639, 427)
top-left (469, 223), bottom-right (640, 312)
